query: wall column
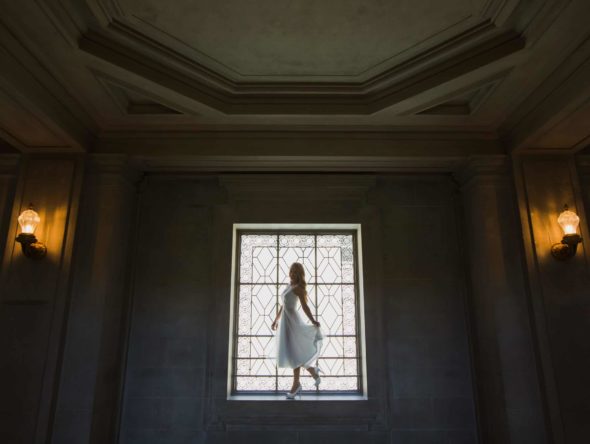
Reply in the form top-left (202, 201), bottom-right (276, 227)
top-left (514, 154), bottom-right (590, 444)
top-left (0, 155), bottom-right (83, 444)
top-left (458, 156), bottom-right (546, 444)
top-left (51, 155), bottom-right (140, 444)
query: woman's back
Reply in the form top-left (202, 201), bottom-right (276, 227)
top-left (275, 285), bottom-right (323, 369)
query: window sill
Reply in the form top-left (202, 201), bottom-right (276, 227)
top-left (227, 394), bottom-right (367, 401)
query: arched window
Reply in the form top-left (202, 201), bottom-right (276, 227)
top-left (229, 225), bottom-right (365, 395)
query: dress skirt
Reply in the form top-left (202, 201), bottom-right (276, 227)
top-left (271, 285), bottom-right (323, 369)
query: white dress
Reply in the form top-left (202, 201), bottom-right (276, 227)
top-left (274, 285), bottom-right (323, 369)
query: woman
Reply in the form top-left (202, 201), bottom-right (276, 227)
top-left (271, 262), bottom-right (323, 399)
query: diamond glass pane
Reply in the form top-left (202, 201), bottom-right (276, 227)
top-left (240, 234), bottom-right (277, 284)
top-left (233, 231), bottom-right (361, 393)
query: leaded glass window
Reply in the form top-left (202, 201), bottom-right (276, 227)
top-left (232, 230), bottom-right (362, 394)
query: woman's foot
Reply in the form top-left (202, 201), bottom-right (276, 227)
top-left (286, 383), bottom-right (302, 399)
top-left (308, 367), bottom-right (322, 387)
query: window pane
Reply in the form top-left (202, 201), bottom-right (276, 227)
top-left (321, 336), bottom-right (344, 358)
top-left (316, 234), bottom-right (355, 283)
top-left (236, 359), bottom-right (275, 376)
top-left (240, 234), bottom-right (277, 283)
top-left (236, 377), bottom-right (276, 391)
top-left (278, 234), bottom-right (316, 283)
top-left (342, 284), bottom-right (357, 335)
top-left (316, 377), bottom-right (358, 391)
top-left (317, 358), bottom-right (345, 376)
top-left (234, 230), bottom-right (361, 393)
top-left (250, 284), bottom-right (275, 336)
top-left (317, 285), bottom-right (344, 335)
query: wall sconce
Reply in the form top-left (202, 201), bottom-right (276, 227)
top-left (551, 205), bottom-right (582, 261)
top-left (15, 204), bottom-right (47, 259)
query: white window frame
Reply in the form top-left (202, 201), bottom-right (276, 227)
top-left (226, 223), bottom-right (368, 400)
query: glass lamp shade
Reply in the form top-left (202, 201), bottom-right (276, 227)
top-left (18, 207), bottom-right (41, 234)
top-left (557, 207), bottom-right (580, 235)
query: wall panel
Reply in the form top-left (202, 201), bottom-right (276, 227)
top-left (0, 155), bottom-right (83, 444)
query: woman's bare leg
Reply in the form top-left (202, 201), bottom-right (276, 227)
top-left (291, 367), bottom-right (301, 392)
top-left (305, 366), bottom-right (318, 379)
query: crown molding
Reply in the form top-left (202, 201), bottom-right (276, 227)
top-left (130, 155), bottom-right (467, 174)
top-left (85, 153), bottom-right (142, 185)
top-left (502, 1), bottom-right (590, 151)
top-left (0, 19), bottom-right (94, 151)
top-left (79, 23), bottom-right (525, 114)
top-left (454, 154), bottom-right (510, 185)
top-left (407, 69), bottom-right (509, 116)
top-left (86, 0), bottom-right (519, 80)
top-left (95, 129), bottom-right (503, 157)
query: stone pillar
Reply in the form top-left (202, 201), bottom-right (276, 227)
top-left (0, 154), bottom-right (19, 260)
top-left (458, 156), bottom-right (546, 444)
top-left (51, 155), bottom-right (140, 444)
top-left (0, 155), bottom-right (83, 444)
top-left (514, 154), bottom-right (590, 444)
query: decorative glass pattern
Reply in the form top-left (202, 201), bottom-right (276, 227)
top-left (233, 231), bottom-right (361, 393)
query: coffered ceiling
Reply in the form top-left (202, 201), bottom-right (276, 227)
top-left (0, 0), bottom-right (589, 159)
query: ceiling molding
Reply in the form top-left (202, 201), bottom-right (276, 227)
top-left (454, 154), bottom-right (510, 185)
top-left (130, 155), bottom-right (468, 173)
top-left (409, 71), bottom-right (507, 116)
top-left (79, 24), bottom-right (525, 114)
top-left (0, 19), bottom-right (94, 151)
top-left (505, 34), bottom-right (590, 151)
top-left (1, 0), bottom-right (581, 157)
top-left (95, 129), bottom-right (503, 157)
top-left (87, 0), bottom-right (520, 80)
top-left (419, 84), bottom-right (497, 116)
top-left (0, 128), bottom-right (27, 152)
top-left (96, 75), bottom-right (183, 116)
top-left (85, 0), bottom-right (512, 78)
top-left (480, 0), bottom-right (520, 23)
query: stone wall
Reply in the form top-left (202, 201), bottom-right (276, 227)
top-left (117, 173), bottom-right (479, 444)
top-left (514, 155), bottom-right (590, 444)
top-left (4, 154), bottom-right (589, 443)
top-left (0, 155), bottom-right (83, 443)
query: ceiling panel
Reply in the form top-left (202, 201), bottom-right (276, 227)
top-left (118, 0), bottom-right (480, 78)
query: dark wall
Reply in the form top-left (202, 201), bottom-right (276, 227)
top-left (117, 174), bottom-right (478, 444)
top-left (515, 155), bottom-right (590, 443)
top-left (7, 155), bottom-right (589, 444)
top-left (0, 155), bottom-right (18, 263)
top-left (0, 156), bottom-right (82, 444)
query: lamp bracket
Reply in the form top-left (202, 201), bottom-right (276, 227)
top-left (551, 234), bottom-right (582, 261)
top-left (16, 233), bottom-right (47, 259)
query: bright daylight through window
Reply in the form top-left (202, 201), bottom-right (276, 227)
top-left (231, 229), bottom-right (363, 394)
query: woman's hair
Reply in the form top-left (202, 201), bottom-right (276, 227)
top-left (290, 262), bottom-right (308, 303)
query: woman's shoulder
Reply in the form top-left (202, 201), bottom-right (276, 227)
top-left (291, 285), bottom-right (306, 295)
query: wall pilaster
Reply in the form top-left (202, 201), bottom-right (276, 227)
top-left (514, 154), bottom-right (590, 444)
top-left (51, 154), bottom-right (141, 444)
top-left (0, 155), bottom-right (83, 444)
top-left (458, 156), bottom-right (546, 444)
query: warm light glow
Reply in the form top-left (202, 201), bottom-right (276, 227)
top-left (18, 207), bottom-right (41, 234)
top-left (557, 206), bottom-right (580, 235)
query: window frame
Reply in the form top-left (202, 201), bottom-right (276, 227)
top-left (227, 223), bottom-right (368, 399)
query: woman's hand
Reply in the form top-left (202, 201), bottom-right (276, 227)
top-left (312, 320), bottom-right (320, 328)
top-left (271, 320), bottom-right (278, 331)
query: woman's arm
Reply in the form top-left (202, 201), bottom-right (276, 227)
top-left (271, 306), bottom-right (283, 330)
top-left (294, 288), bottom-right (320, 327)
